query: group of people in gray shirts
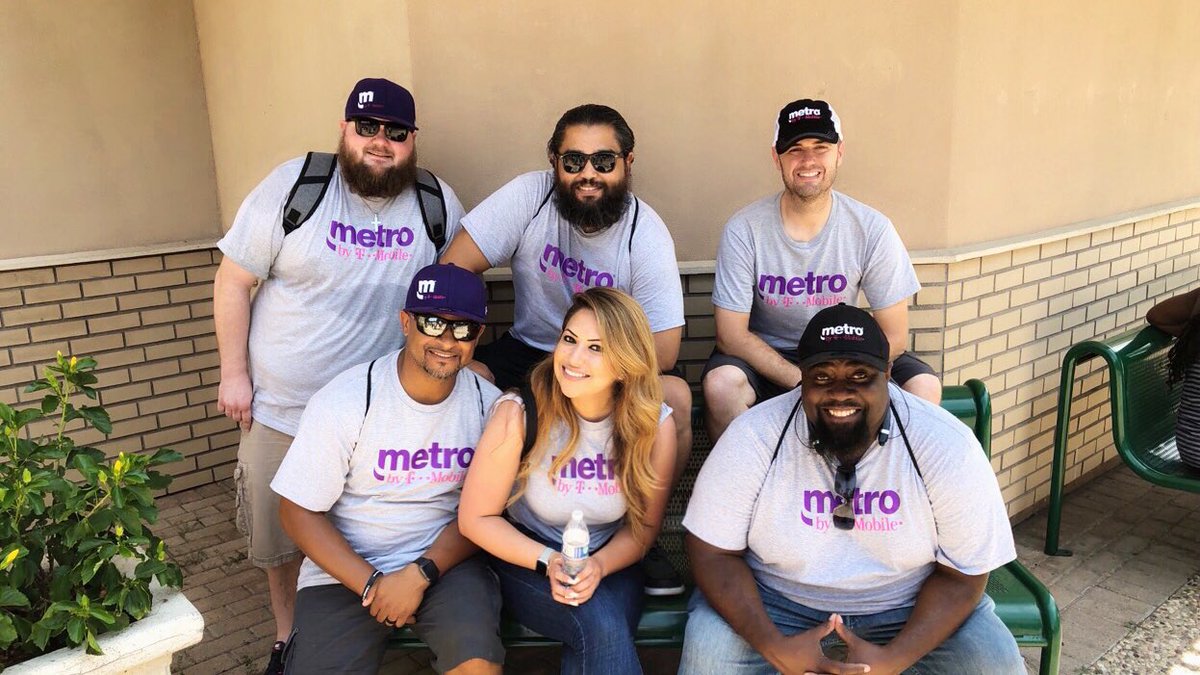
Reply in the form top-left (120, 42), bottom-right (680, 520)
top-left (214, 77), bottom-right (1024, 675)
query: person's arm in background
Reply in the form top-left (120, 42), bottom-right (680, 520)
top-left (214, 258), bottom-right (261, 431)
top-left (439, 229), bottom-right (493, 274)
top-left (1147, 287), bottom-right (1200, 337)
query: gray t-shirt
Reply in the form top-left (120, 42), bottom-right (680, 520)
top-left (271, 351), bottom-right (500, 590)
top-left (218, 157), bottom-right (465, 435)
top-left (503, 392), bottom-right (674, 550)
top-left (712, 191), bottom-right (920, 350)
top-left (684, 384), bottom-right (1015, 615)
top-left (462, 170), bottom-right (684, 351)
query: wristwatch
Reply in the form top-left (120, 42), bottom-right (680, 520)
top-left (535, 546), bottom-right (555, 577)
top-left (414, 557), bottom-right (440, 586)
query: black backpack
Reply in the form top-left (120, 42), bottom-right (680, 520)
top-left (280, 151), bottom-right (448, 248)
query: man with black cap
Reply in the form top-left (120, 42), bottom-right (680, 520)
top-left (213, 78), bottom-right (465, 673)
top-left (272, 263), bottom-right (503, 675)
top-left (702, 98), bottom-right (941, 445)
top-left (680, 304), bottom-right (1021, 674)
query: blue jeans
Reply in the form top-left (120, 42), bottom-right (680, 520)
top-left (679, 584), bottom-right (1024, 675)
top-left (490, 552), bottom-right (645, 675)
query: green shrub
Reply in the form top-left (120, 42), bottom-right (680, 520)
top-left (0, 353), bottom-right (183, 666)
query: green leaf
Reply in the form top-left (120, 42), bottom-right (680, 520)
top-left (72, 453), bottom-right (100, 480)
top-left (66, 617), bottom-right (85, 645)
top-left (78, 406), bottom-right (112, 434)
top-left (41, 394), bottom-right (59, 414)
top-left (0, 587), bottom-right (29, 608)
top-left (13, 408), bottom-right (43, 429)
top-left (85, 628), bottom-right (103, 655)
top-left (0, 613), bottom-right (17, 649)
top-left (147, 448), bottom-right (185, 466)
top-left (89, 606), bottom-right (116, 624)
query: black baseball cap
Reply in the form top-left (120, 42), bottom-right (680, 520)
top-left (774, 99), bottom-right (841, 153)
top-left (796, 303), bottom-right (889, 371)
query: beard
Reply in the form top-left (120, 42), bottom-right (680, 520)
top-left (809, 410), bottom-right (873, 463)
top-left (338, 138), bottom-right (418, 199)
top-left (553, 174), bottom-right (631, 234)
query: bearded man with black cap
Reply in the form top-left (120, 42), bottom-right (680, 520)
top-left (680, 304), bottom-right (1022, 675)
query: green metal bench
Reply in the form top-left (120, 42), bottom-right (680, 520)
top-left (392, 381), bottom-right (1062, 673)
top-left (1044, 325), bottom-right (1200, 556)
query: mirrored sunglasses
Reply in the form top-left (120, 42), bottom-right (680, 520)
top-left (832, 464), bottom-right (857, 531)
top-left (352, 118), bottom-right (411, 143)
top-left (413, 314), bottom-right (482, 341)
top-left (556, 151), bottom-right (623, 174)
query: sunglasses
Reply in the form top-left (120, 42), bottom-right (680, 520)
top-left (412, 314), bottom-right (482, 341)
top-left (352, 118), bottom-right (411, 143)
top-left (555, 151), bottom-right (624, 174)
top-left (832, 464), bottom-right (857, 531)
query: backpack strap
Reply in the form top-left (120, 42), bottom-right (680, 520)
top-left (518, 383), bottom-right (538, 459)
top-left (415, 168), bottom-right (448, 250)
top-left (282, 152), bottom-right (337, 236)
top-left (627, 197), bottom-right (640, 252)
top-left (348, 357), bottom-right (380, 456)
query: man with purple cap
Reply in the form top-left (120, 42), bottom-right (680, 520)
top-left (272, 263), bottom-right (503, 675)
top-left (681, 304), bottom-right (1021, 675)
top-left (213, 78), bottom-right (465, 673)
top-left (703, 98), bottom-right (941, 447)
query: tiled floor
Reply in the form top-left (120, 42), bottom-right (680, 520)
top-left (161, 464), bottom-right (1200, 674)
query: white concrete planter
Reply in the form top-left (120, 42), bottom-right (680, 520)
top-left (6, 581), bottom-right (204, 675)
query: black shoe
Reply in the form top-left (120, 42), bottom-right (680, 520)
top-left (642, 545), bottom-right (685, 596)
top-left (264, 640), bottom-right (285, 675)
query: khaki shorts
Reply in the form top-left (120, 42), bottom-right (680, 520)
top-left (234, 422), bottom-right (302, 568)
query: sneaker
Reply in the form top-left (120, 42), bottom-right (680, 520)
top-left (263, 640), bottom-right (285, 675)
top-left (641, 544), bottom-right (685, 596)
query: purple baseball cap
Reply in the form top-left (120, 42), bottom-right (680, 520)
top-left (345, 78), bottom-right (418, 130)
top-left (405, 264), bottom-right (487, 323)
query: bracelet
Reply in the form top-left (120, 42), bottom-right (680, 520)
top-left (361, 569), bottom-right (383, 602)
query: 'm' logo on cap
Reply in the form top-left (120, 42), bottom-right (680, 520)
top-left (416, 279), bottom-right (436, 299)
top-left (788, 107), bottom-right (823, 122)
top-left (821, 324), bottom-right (864, 340)
top-left (358, 91), bottom-right (374, 109)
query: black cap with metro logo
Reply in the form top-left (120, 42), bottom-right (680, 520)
top-left (796, 303), bottom-right (889, 371)
top-left (774, 98), bottom-right (842, 153)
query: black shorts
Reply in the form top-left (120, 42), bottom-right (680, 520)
top-left (283, 556), bottom-right (503, 674)
top-left (476, 330), bottom-right (684, 391)
top-left (702, 348), bottom-right (936, 404)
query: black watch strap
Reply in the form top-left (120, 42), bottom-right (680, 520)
top-left (414, 557), bottom-right (440, 586)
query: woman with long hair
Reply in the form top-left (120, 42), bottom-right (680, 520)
top-left (459, 287), bottom-right (676, 674)
top-left (1147, 286), bottom-right (1200, 469)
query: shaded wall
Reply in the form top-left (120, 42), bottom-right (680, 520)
top-left (0, 1), bottom-right (219, 259)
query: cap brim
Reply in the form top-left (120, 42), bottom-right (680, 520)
top-left (348, 114), bottom-right (418, 130)
top-left (407, 306), bottom-right (485, 323)
top-left (775, 132), bottom-right (840, 153)
top-left (797, 352), bottom-right (888, 372)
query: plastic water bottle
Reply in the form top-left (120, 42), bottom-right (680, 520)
top-left (561, 510), bottom-right (589, 577)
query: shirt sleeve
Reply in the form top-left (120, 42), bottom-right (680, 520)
top-left (711, 216), bottom-right (757, 314)
top-left (461, 172), bottom-right (551, 267)
top-left (216, 159), bottom-right (303, 280)
top-left (682, 410), bottom-right (774, 552)
top-left (630, 212), bottom-right (685, 332)
top-left (859, 216), bottom-right (920, 311)
top-left (270, 371), bottom-right (361, 512)
top-left (915, 411), bottom-right (1017, 575)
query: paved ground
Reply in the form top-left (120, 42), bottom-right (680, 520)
top-left (161, 464), bottom-right (1200, 674)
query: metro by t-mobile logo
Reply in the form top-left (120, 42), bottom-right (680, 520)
top-left (416, 279), bottom-right (435, 299)
top-left (821, 324), bottom-right (864, 340)
top-left (358, 91), bottom-right (374, 109)
top-left (788, 107), bottom-right (822, 121)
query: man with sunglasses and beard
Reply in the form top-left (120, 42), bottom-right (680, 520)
top-left (214, 78), bottom-right (466, 674)
top-left (680, 304), bottom-right (1022, 675)
top-left (272, 264), bottom-right (503, 675)
top-left (441, 104), bottom-right (690, 596)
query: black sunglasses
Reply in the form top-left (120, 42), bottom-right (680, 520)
top-left (832, 464), bottom-right (857, 531)
top-left (413, 314), bottom-right (482, 342)
top-left (555, 151), bottom-right (624, 174)
top-left (352, 118), bottom-right (411, 143)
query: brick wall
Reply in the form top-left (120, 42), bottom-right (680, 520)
top-left (2, 203), bottom-right (1197, 512)
top-left (0, 249), bottom-right (235, 493)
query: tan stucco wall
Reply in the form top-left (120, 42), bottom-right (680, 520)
top-left (193, 0), bottom-right (414, 230)
top-left (944, 1), bottom-right (1200, 248)
top-left (0, 1), bottom-right (220, 259)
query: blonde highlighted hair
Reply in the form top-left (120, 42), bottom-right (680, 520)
top-left (508, 287), bottom-right (664, 543)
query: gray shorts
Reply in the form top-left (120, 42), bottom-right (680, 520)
top-left (234, 422), bottom-right (301, 567)
top-left (703, 349), bottom-right (936, 404)
top-left (283, 556), bottom-right (504, 674)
